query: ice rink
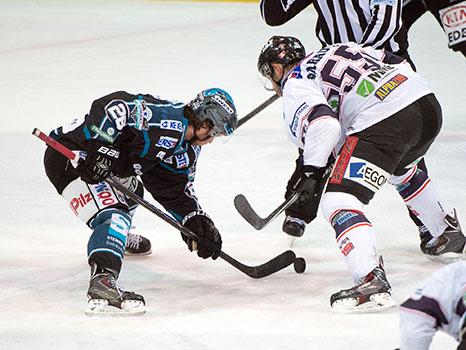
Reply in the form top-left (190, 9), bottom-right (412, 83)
top-left (1, 0), bottom-right (465, 349)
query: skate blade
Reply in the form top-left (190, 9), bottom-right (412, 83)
top-left (125, 249), bottom-right (153, 257)
top-left (85, 299), bottom-right (146, 317)
top-left (425, 252), bottom-right (465, 264)
top-left (331, 293), bottom-right (396, 314)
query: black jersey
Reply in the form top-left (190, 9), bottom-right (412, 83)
top-left (44, 91), bottom-right (204, 222)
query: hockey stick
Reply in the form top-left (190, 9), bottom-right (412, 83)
top-left (237, 94), bottom-right (279, 128)
top-left (32, 128), bottom-right (298, 278)
top-left (234, 191), bottom-right (301, 230)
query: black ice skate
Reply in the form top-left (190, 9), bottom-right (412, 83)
top-left (330, 263), bottom-right (396, 313)
top-left (282, 216), bottom-right (306, 247)
top-left (85, 265), bottom-right (145, 316)
top-left (420, 209), bottom-right (466, 263)
top-left (125, 232), bottom-right (152, 256)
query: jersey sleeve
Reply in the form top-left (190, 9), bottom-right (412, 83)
top-left (399, 261), bottom-right (466, 348)
top-left (361, 0), bottom-right (403, 49)
top-left (141, 165), bottom-right (202, 224)
top-left (260, 0), bottom-right (312, 26)
top-left (283, 77), bottom-right (341, 168)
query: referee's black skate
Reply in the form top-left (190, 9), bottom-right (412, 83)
top-left (330, 262), bottom-right (396, 313)
top-left (85, 264), bottom-right (145, 316)
top-left (420, 209), bottom-right (466, 263)
top-left (125, 232), bottom-right (152, 256)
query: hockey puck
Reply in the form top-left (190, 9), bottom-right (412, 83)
top-left (293, 257), bottom-right (306, 273)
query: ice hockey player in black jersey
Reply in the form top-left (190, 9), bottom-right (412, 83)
top-left (403, 0), bottom-right (466, 57)
top-left (257, 36), bottom-right (466, 312)
top-left (42, 88), bottom-right (238, 315)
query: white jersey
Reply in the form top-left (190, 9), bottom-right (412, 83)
top-left (281, 42), bottom-right (433, 168)
top-left (399, 261), bottom-right (466, 349)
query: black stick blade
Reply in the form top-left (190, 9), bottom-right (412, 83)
top-left (219, 250), bottom-right (296, 279)
top-left (234, 194), bottom-right (266, 230)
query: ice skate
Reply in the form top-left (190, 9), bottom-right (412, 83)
top-left (330, 264), bottom-right (396, 313)
top-left (85, 265), bottom-right (145, 316)
top-left (125, 232), bottom-right (152, 256)
top-left (420, 209), bottom-right (466, 263)
top-left (283, 216), bottom-right (306, 247)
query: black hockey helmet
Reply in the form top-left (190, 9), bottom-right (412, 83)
top-left (257, 36), bottom-right (306, 78)
top-left (188, 88), bottom-right (238, 137)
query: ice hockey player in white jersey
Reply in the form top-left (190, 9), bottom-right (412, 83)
top-left (257, 36), bottom-right (466, 312)
top-left (398, 261), bottom-right (466, 349)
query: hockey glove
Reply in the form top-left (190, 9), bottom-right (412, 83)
top-left (284, 165), bottom-right (328, 223)
top-left (75, 145), bottom-right (119, 184)
top-left (182, 214), bottom-right (222, 260)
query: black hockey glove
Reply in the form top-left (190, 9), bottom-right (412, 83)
top-left (284, 165), bottom-right (328, 223)
top-left (182, 214), bottom-right (222, 260)
top-left (75, 145), bottom-right (119, 184)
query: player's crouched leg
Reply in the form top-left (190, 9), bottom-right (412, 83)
top-left (389, 167), bottom-right (466, 262)
top-left (320, 191), bottom-right (395, 313)
top-left (61, 179), bottom-right (145, 315)
top-left (86, 208), bottom-right (145, 316)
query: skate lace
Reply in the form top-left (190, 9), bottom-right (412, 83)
top-left (126, 233), bottom-right (142, 249)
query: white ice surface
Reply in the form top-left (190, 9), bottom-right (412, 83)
top-left (0, 1), bottom-right (465, 349)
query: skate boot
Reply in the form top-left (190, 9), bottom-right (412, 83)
top-left (330, 262), bottom-right (396, 313)
top-left (282, 216), bottom-right (306, 237)
top-left (125, 232), bottom-right (152, 256)
top-left (85, 264), bottom-right (145, 316)
top-left (420, 209), bottom-right (466, 262)
top-left (282, 216), bottom-right (306, 247)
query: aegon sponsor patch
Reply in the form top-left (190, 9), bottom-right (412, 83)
top-left (374, 74), bottom-right (407, 101)
top-left (346, 157), bottom-right (388, 191)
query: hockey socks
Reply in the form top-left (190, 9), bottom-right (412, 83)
top-left (331, 209), bottom-right (379, 283)
top-left (390, 166), bottom-right (447, 237)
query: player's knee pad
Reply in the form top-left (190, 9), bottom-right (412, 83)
top-left (320, 192), bottom-right (365, 223)
top-left (389, 165), bottom-right (429, 201)
top-left (88, 208), bottom-right (132, 271)
top-left (62, 178), bottom-right (129, 225)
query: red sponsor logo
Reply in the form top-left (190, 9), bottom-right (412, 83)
top-left (94, 182), bottom-right (117, 207)
top-left (442, 6), bottom-right (466, 28)
top-left (329, 136), bottom-right (358, 185)
top-left (341, 242), bottom-right (354, 256)
top-left (70, 192), bottom-right (92, 215)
